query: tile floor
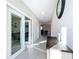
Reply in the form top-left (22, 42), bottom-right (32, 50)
top-left (15, 43), bottom-right (47, 59)
top-left (15, 36), bottom-right (47, 59)
top-left (34, 36), bottom-right (47, 43)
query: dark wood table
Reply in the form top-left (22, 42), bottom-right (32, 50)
top-left (46, 36), bottom-right (73, 53)
top-left (46, 36), bottom-right (58, 49)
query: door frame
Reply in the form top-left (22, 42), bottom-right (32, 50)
top-left (7, 4), bottom-right (25, 59)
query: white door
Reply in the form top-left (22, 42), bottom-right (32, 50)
top-left (7, 6), bottom-right (25, 59)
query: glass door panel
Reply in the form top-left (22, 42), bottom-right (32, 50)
top-left (25, 22), bottom-right (29, 42)
top-left (11, 14), bottom-right (21, 55)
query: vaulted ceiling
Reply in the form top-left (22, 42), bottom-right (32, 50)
top-left (23, 0), bottom-right (58, 23)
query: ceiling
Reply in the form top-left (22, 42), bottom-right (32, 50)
top-left (23, 0), bottom-right (58, 23)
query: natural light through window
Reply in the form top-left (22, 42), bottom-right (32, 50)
top-left (61, 27), bottom-right (67, 46)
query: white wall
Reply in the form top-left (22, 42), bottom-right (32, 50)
top-left (32, 19), bottom-right (40, 43)
top-left (51, 0), bottom-right (73, 50)
top-left (7, 0), bottom-right (40, 44)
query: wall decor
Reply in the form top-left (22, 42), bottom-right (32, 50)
top-left (56, 0), bottom-right (65, 19)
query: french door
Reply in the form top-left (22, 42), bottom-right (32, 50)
top-left (25, 20), bottom-right (31, 45)
top-left (7, 6), bottom-right (25, 59)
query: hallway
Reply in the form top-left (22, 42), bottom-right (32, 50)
top-left (6, 0), bottom-right (73, 59)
